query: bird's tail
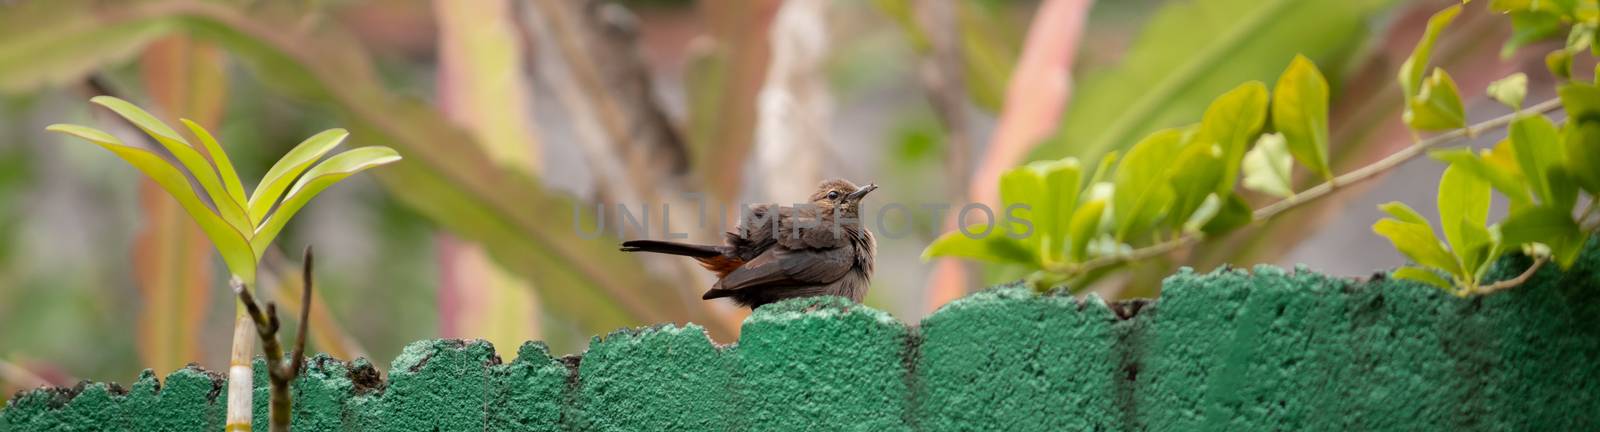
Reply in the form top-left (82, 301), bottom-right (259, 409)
top-left (619, 240), bottom-right (722, 258)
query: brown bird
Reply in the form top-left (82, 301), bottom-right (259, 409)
top-left (620, 179), bottom-right (878, 309)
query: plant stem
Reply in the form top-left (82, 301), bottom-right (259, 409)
top-left (1475, 256), bottom-right (1548, 295)
top-left (1050, 98), bottom-right (1563, 279)
top-left (226, 287), bottom-right (255, 432)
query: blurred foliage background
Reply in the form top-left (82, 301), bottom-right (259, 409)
top-left (0, 0), bottom-right (1560, 394)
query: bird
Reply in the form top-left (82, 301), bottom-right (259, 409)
top-left (620, 179), bottom-right (878, 309)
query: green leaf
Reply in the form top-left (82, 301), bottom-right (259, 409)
top-left (1563, 121), bottom-right (1600, 195)
top-left (1024, 159), bottom-right (1083, 263)
top-left (180, 119), bottom-right (248, 216)
top-left (1067, 199), bottom-right (1107, 262)
top-left (1501, 206), bottom-right (1584, 268)
top-left (1559, 83), bottom-right (1600, 123)
top-left (1406, 68), bottom-right (1467, 131)
top-left (1167, 134), bottom-right (1226, 231)
top-left (1272, 55), bottom-right (1333, 179)
top-left (1503, 11), bottom-right (1564, 58)
top-left (1378, 201), bottom-right (1430, 226)
top-left (1428, 148), bottom-right (1535, 209)
top-left (1394, 266), bottom-right (1454, 290)
top-left (1029, 0), bottom-right (1394, 163)
top-left (1241, 133), bottom-right (1295, 198)
top-left (1199, 81), bottom-right (1270, 194)
top-left (1454, 217), bottom-right (1497, 279)
top-left (1400, 5), bottom-right (1461, 102)
top-left (922, 224), bottom-right (1038, 265)
top-left (91, 96), bottom-right (252, 235)
top-left (1437, 163), bottom-right (1490, 259)
top-left (0, 3), bottom-right (178, 92)
top-left (1547, 49), bottom-right (1573, 80)
top-left (1000, 164), bottom-right (1048, 252)
top-left (46, 124), bottom-right (256, 283)
top-left (1085, 151), bottom-right (1119, 189)
top-left (247, 128), bottom-right (348, 224)
top-left (1486, 73), bottom-right (1528, 109)
top-left (1546, 165), bottom-right (1580, 213)
top-left (1509, 114), bottom-right (1562, 205)
top-left (251, 146), bottom-right (401, 258)
top-left (1567, 22), bottom-right (1596, 52)
top-left (1113, 129), bottom-right (1183, 241)
top-left (1200, 193), bottom-right (1253, 236)
top-left (1372, 218), bottom-right (1461, 276)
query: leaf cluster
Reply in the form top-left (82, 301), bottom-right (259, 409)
top-left (1373, 4), bottom-right (1600, 295)
top-left (48, 97), bottom-right (401, 284)
top-left (926, 53), bottom-right (1351, 291)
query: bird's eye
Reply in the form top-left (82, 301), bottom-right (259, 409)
top-left (827, 191), bottom-right (840, 200)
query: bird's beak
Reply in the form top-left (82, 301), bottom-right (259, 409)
top-left (846, 183), bottom-right (878, 201)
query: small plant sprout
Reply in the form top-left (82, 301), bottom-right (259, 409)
top-left (48, 96), bottom-right (400, 431)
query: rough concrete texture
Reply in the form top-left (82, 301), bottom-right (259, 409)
top-left (4, 245), bottom-right (1598, 431)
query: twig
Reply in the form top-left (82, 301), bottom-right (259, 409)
top-left (291, 246), bottom-right (312, 377)
top-left (1051, 98), bottom-right (1564, 277)
top-left (1474, 256), bottom-right (1548, 295)
top-left (230, 246), bottom-right (316, 432)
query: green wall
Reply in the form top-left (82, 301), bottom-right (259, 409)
top-left (5, 248), bottom-right (1598, 431)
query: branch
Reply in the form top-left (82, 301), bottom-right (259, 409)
top-left (1474, 255), bottom-right (1547, 295)
top-left (1054, 97), bottom-right (1564, 277)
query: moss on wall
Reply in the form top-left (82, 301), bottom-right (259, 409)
top-left (5, 247), bottom-right (1598, 431)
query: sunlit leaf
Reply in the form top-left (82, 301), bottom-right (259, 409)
top-left (1241, 133), bottom-right (1294, 198)
top-left (1428, 148), bottom-right (1534, 209)
top-left (1113, 129), bottom-right (1183, 241)
top-left (1567, 22), bottom-right (1595, 52)
top-left (1394, 266), bottom-right (1453, 290)
top-left (1563, 121), bottom-right (1600, 195)
top-left (1372, 218), bottom-right (1461, 276)
top-left (1272, 55), bottom-right (1333, 179)
top-left (247, 128), bottom-right (348, 224)
top-left (1399, 5), bottom-right (1461, 101)
top-left (1379, 201), bottom-right (1430, 226)
top-left (1014, 159), bottom-right (1082, 262)
top-left (922, 224), bottom-right (1037, 265)
top-left (180, 119), bottom-right (247, 212)
top-left (1437, 163), bottom-right (1490, 260)
top-left (1067, 199), bottom-right (1107, 262)
top-left (1000, 164), bottom-right (1048, 252)
top-left (91, 96), bottom-right (252, 234)
top-left (1199, 81), bottom-right (1269, 194)
top-left (251, 146), bottom-right (401, 258)
top-left (1501, 205), bottom-right (1584, 268)
top-left (1486, 72), bottom-right (1528, 109)
top-left (1509, 114), bottom-right (1562, 205)
top-left (46, 124), bottom-right (256, 283)
top-left (1406, 68), bottom-right (1467, 130)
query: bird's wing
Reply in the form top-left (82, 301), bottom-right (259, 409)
top-left (708, 245), bottom-right (855, 294)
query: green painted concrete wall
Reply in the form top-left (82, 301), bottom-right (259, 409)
top-left (5, 247), bottom-right (1598, 431)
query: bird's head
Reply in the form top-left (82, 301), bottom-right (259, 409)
top-left (808, 178), bottom-right (878, 220)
